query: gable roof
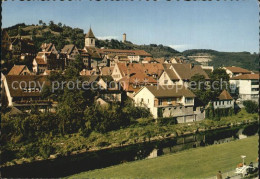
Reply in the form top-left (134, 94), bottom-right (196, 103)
top-left (230, 74), bottom-right (259, 80)
top-left (117, 63), bottom-right (144, 76)
top-left (217, 90), bottom-right (233, 100)
top-left (154, 57), bottom-right (165, 64)
top-left (164, 69), bottom-right (179, 80)
top-left (35, 57), bottom-right (47, 65)
top-left (143, 63), bottom-right (164, 76)
top-left (61, 44), bottom-right (78, 55)
top-left (85, 47), bottom-right (102, 59)
top-left (116, 63), bottom-right (163, 77)
top-left (41, 43), bottom-right (53, 52)
top-left (5, 75), bottom-right (48, 97)
top-left (224, 66), bottom-right (251, 74)
top-left (139, 85), bottom-right (195, 98)
top-left (172, 64), bottom-right (209, 80)
top-left (119, 73), bottom-right (157, 84)
top-left (101, 67), bottom-right (114, 75)
top-left (85, 28), bottom-right (95, 38)
top-left (8, 65), bottom-right (28, 75)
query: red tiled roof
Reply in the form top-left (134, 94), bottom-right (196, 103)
top-left (143, 63), bottom-right (164, 76)
top-left (154, 57), bottom-right (165, 64)
top-left (119, 73), bottom-right (157, 84)
top-left (218, 90), bottom-right (233, 100)
top-left (230, 74), bottom-right (259, 80)
top-left (225, 66), bottom-right (251, 73)
top-left (99, 49), bottom-right (152, 56)
top-left (8, 65), bottom-right (27, 75)
top-left (116, 63), bottom-right (163, 78)
top-left (143, 57), bottom-right (154, 62)
top-left (101, 67), bottom-right (114, 76)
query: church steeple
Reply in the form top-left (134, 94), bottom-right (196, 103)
top-left (85, 28), bottom-right (96, 47)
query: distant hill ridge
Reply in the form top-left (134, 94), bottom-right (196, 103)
top-left (4, 22), bottom-right (259, 71)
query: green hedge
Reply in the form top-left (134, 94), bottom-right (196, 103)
top-left (205, 103), bottom-right (234, 120)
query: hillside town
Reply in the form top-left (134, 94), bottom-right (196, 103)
top-left (1, 27), bottom-right (259, 121)
top-left (2, 0), bottom-right (260, 177)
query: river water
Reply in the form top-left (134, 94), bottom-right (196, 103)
top-left (1, 123), bottom-right (258, 178)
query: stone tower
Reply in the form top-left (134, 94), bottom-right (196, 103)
top-left (85, 28), bottom-right (96, 47)
top-left (122, 33), bottom-right (126, 43)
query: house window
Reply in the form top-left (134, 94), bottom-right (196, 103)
top-left (215, 101), bottom-right (217, 106)
top-left (185, 98), bottom-right (193, 104)
top-left (222, 101), bottom-right (224, 105)
top-left (164, 80), bottom-right (168, 84)
top-left (219, 101), bottom-right (221, 105)
top-left (159, 99), bottom-right (163, 106)
top-left (167, 98), bottom-right (171, 104)
top-left (251, 80), bottom-right (259, 85)
top-left (177, 97), bottom-right (181, 102)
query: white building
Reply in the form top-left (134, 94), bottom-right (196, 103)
top-left (212, 90), bottom-right (234, 109)
top-left (159, 63), bottom-right (210, 86)
top-left (230, 74), bottom-right (259, 102)
top-left (134, 85), bottom-right (204, 123)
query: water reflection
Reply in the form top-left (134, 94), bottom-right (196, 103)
top-left (1, 123), bottom-right (258, 178)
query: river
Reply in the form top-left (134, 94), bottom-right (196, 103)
top-left (1, 122), bottom-right (258, 178)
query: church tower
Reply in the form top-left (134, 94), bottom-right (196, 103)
top-left (85, 28), bottom-right (96, 47)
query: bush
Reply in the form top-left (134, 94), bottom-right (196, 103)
top-left (243, 100), bottom-right (258, 114)
top-left (157, 117), bottom-right (177, 125)
top-left (136, 118), bottom-right (155, 126)
top-left (39, 139), bottom-right (54, 159)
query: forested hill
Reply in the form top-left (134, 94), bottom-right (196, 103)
top-left (5, 22), bottom-right (258, 71)
top-left (5, 22), bottom-right (180, 58)
top-left (183, 49), bottom-right (259, 72)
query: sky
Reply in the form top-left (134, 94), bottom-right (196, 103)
top-left (2, 0), bottom-right (259, 53)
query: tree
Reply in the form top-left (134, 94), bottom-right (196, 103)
top-left (64, 54), bottom-right (84, 79)
top-left (243, 100), bottom-right (258, 114)
top-left (190, 74), bottom-right (213, 106)
top-left (209, 68), bottom-right (230, 100)
top-left (49, 20), bottom-right (54, 26)
top-left (39, 20), bottom-right (43, 25)
top-left (32, 28), bottom-right (37, 36)
top-left (58, 22), bottom-right (62, 27)
top-left (57, 89), bottom-right (86, 134)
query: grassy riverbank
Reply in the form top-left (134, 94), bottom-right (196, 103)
top-left (1, 109), bottom-right (258, 167)
top-left (69, 135), bottom-right (258, 179)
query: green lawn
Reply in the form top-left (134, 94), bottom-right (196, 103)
top-left (69, 136), bottom-right (258, 179)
